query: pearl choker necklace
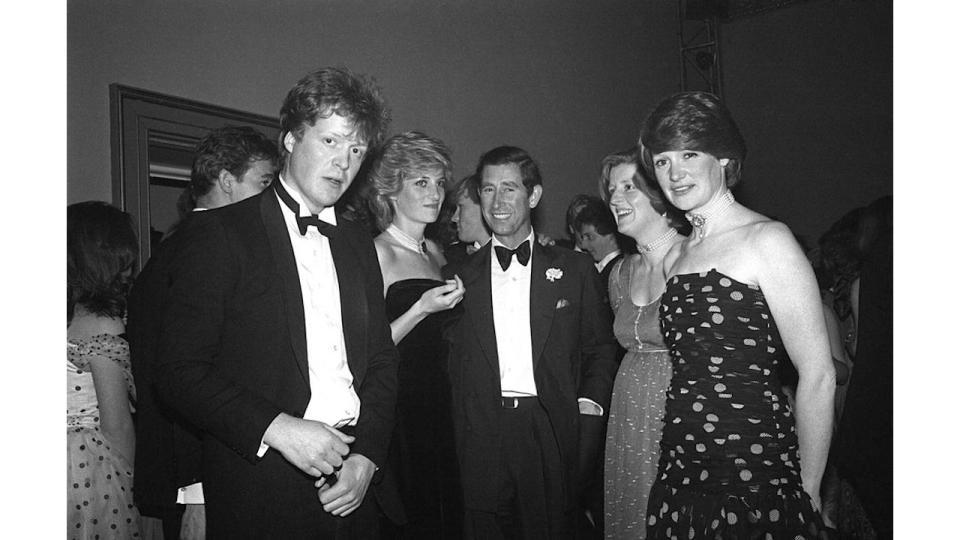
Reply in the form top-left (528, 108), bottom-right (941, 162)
top-left (687, 190), bottom-right (735, 239)
top-left (637, 227), bottom-right (679, 254)
top-left (386, 224), bottom-right (427, 255)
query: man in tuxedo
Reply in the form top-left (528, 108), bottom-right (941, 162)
top-left (572, 196), bottom-right (624, 295)
top-left (128, 125), bottom-right (278, 540)
top-left (154, 67), bottom-right (401, 539)
top-left (442, 146), bottom-right (618, 540)
top-left (570, 194), bottom-right (625, 537)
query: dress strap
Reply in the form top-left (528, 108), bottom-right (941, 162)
top-left (609, 257), bottom-right (629, 311)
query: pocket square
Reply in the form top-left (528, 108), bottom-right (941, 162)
top-left (555, 298), bottom-right (570, 310)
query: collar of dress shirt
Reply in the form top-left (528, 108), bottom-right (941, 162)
top-left (277, 174), bottom-right (338, 226)
top-left (595, 249), bottom-right (621, 272)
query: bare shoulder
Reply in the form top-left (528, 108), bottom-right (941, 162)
top-left (744, 218), bottom-right (804, 260)
top-left (662, 239), bottom-right (685, 277)
top-left (373, 234), bottom-right (397, 265)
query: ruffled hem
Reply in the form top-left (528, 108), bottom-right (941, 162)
top-left (646, 481), bottom-right (829, 539)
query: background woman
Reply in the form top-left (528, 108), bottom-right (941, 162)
top-left (639, 92), bottom-right (835, 538)
top-left (600, 149), bottom-right (688, 539)
top-left (67, 201), bottom-right (142, 538)
top-left (368, 131), bottom-right (465, 539)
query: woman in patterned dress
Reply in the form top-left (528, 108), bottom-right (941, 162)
top-left (638, 92), bottom-right (835, 539)
top-left (600, 149), bottom-right (688, 539)
top-left (67, 201), bottom-right (142, 539)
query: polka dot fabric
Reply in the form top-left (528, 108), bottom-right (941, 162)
top-left (67, 334), bottom-right (141, 539)
top-left (647, 270), bottom-right (828, 539)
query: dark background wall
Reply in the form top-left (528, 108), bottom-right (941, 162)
top-left (68, 0), bottom-right (891, 244)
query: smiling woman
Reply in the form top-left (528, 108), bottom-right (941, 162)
top-left (636, 92), bottom-right (836, 539)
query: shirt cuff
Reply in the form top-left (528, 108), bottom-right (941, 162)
top-left (577, 397), bottom-right (604, 416)
top-left (257, 440), bottom-right (269, 458)
top-left (176, 482), bottom-right (204, 504)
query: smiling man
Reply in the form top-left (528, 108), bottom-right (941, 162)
top-left (154, 67), bottom-right (401, 539)
top-left (442, 146), bottom-right (618, 540)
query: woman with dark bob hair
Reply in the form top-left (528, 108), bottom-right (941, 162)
top-left (638, 92), bottom-right (835, 539)
top-left (67, 201), bottom-right (143, 538)
top-left (367, 131), bottom-right (466, 538)
top-left (598, 149), bottom-right (689, 539)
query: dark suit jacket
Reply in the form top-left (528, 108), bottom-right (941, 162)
top-left (441, 241), bottom-right (618, 512)
top-left (128, 214), bottom-right (204, 513)
top-left (154, 189), bottom-right (402, 537)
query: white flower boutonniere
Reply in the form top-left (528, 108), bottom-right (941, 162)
top-left (545, 268), bottom-right (563, 282)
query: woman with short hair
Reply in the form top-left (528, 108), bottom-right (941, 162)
top-left (639, 92), bottom-right (834, 538)
top-left (600, 149), bottom-right (688, 539)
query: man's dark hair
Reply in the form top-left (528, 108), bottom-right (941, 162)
top-left (475, 145), bottom-right (542, 194)
top-left (451, 174), bottom-right (480, 205)
top-left (279, 67), bottom-right (391, 162)
top-left (573, 196), bottom-right (617, 236)
top-left (190, 125), bottom-right (279, 199)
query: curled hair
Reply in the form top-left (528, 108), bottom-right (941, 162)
top-left (572, 196), bottom-right (617, 236)
top-left (598, 149), bottom-right (688, 232)
top-left (565, 194), bottom-right (594, 236)
top-left (366, 131), bottom-right (453, 231)
top-left (190, 125), bottom-right (278, 200)
top-left (67, 201), bottom-right (138, 323)
top-left (279, 67), bottom-right (391, 162)
top-left (639, 91), bottom-right (747, 187)
top-left (475, 146), bottom-right (542, 194)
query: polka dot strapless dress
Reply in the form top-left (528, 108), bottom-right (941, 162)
top-left (646, 270), bottom-right (828, 539)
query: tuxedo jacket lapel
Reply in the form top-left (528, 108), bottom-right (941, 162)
top-left (328, 229), bottom-right (367, 382)
top-left (530, 242), bottom-right (560, 370)
top-left (259, 192), bottom-right (310, 387)
top-left (461, 244), bottom-right (499, 374)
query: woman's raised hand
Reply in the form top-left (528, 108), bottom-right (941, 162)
top-left (417, 275), bottom-right (465, 314)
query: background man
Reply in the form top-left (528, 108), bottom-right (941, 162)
top-left (154, 67), bottom-right (400, 539)
top-left (443, 146), bottom-right (618, 540)
top-left (570, 194), bottom-right (625, 537)
top-left (128, 125), bottom-right (278, 540)
top-left (572, 195), bottom-right (624, 292)
top-left (444, 173), bottom-right (491, 266)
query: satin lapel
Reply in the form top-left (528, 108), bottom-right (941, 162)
top-left (328, 228), bottom-right (367, 380)
top-left (260, 192), bottom-right (310, 386)
top-left (460, 244), bottom-right (498, 374)
top-left (530, 242), bottom-right (560, 370)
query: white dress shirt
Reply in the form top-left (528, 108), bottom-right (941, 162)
top-left (256, 176), bottom-right (361, 459)
top-left (490, 231), bottom-right (538, 397)
top-left (276, 176), bottom-right (360, 427)
top-left (595, 249), bottom-right (621, 273)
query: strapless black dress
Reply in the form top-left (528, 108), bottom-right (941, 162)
top-left (382, 279), bottom-right (462, 539)
top-left (647, 270), bottom-right (828, 539)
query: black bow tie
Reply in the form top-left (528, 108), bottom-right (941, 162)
top-left (494, 241), bottom-right (531, 271)
top-left (273, 181), bottom-right (336, 237)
